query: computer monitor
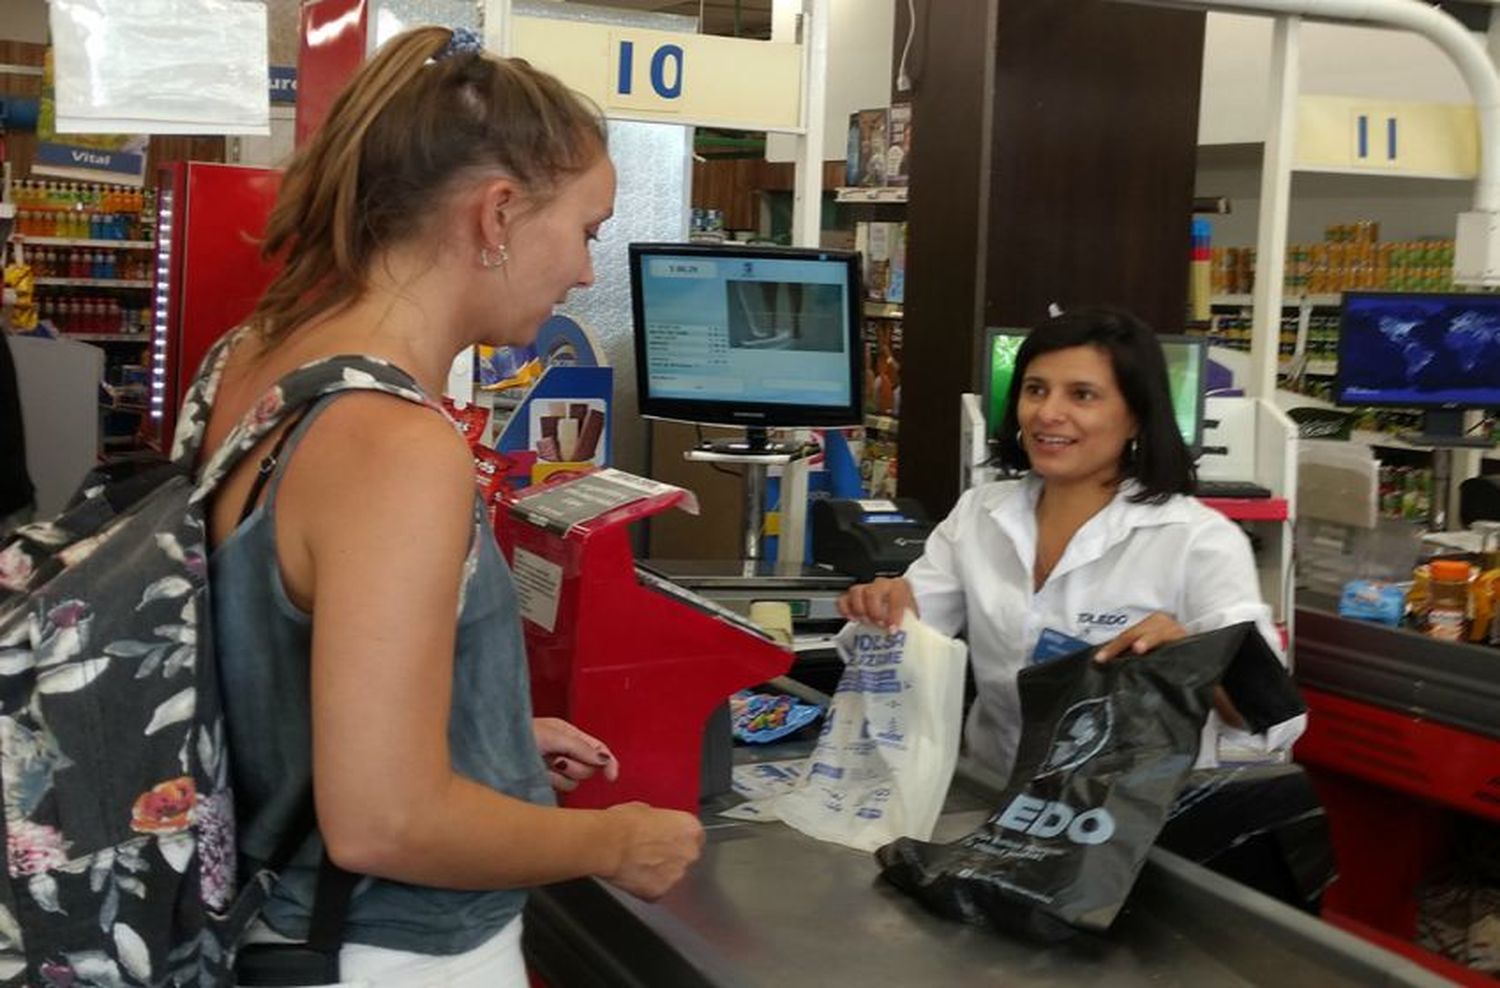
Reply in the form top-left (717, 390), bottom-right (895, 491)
top-left (1337, 292), bottom-right (1500, 411)
top-left (630, 243), bottom-right (863, 449)
top-left (981, 328), bottom-right (1207, 448)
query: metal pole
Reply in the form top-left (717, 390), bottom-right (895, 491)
top-left (1430, 447), bottom-right (1452, 531)
top-left (744, 464), bottom-right (765, 560)
top-left (1249, 14), bottom-right (1300, 401)
top-left (791, 0), bottom-right (828, 248)
top-left (777, 0), bottom-right (827, 566)
top-left (483, 0), bottom-right (514, 57)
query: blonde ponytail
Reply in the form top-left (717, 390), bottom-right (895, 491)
top-left (250, 27), bottom-right (605, 346)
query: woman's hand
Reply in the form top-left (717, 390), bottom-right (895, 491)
top-left (533, 717), bottom-right (619, 793)
top-left (600, 802), bottom-right (705, 901)
top-left (837, 577), bottom-right (917, 633)
top-left (1092, 612), bottom-right (1188, 663)
top-left (1093, 614), bottom-right (1246, 727)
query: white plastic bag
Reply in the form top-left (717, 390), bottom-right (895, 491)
top-left (772, 614), bottom-right (967, 852)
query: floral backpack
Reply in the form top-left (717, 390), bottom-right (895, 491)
top-left (0, 331), bottom-right (435, 986)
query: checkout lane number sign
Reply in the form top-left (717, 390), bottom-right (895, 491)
top-left (609, 33), bottom-right (684, 114)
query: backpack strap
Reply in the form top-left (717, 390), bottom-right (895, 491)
top-left (189, 352), bottom-right (444, 507)
top-left (172, 325), bottom-right (255, 468)
top-left (237, 405), bottom-right (312, 526)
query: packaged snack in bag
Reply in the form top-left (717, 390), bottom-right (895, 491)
top-left (771, 615), bottom-right (968, 852)
top-left (442, 397), bottom-right (491, 445)
top-left (730, 690), bottom-right (823, 744)
top-left (472, 446), bottom-right (510, 503)
top-left (877, 622), bottom-right (1306, 940)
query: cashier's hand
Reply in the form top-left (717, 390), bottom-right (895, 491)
top-left (1093, 612), bottom-right (1188, 663)
top-left (1093, 614), bottom-right (1246, 728)
top-left (533, 717), bottom-right (619, 793)
top-left (838, 577), bottom-right (917, 633)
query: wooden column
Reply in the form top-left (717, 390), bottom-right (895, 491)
top-left (899, 0), bottom-right (1205, 516)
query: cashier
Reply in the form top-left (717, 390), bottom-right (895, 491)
top-left (839, 306), bottom-right (1306, 781)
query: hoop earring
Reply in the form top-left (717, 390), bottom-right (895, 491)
top-left (1015, 429), bottom-right (1025, 447)
top-left (479, 243), bottom-right (510, 269)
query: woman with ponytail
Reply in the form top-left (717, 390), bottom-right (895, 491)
top-left (195, 27), bottom-right (702, 987)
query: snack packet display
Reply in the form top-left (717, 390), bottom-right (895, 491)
top-left (730, 690), bottom-right (823, 744)
top-left (472, 446), bottom-right (509, 501)
top-left (877, 622), bottom-right (1306, 941)
top-left (442, 397), bottom-right (491, 445)
top-left (2, 260), bottom-right (36, 332)
top-left (1338, 579), bottom-right (1406, 626)
top-left (476, 343), bottom-right (541, 391)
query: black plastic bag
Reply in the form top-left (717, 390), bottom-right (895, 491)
top-left (876, 621), bottom-right (1306, 940)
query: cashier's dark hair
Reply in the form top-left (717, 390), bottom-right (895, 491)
top-left (250, 26), bottom-right (606, 345)
top-left (993, 307), bottom-right (1195, 504)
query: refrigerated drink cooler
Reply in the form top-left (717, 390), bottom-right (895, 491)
top-left (146, 162), bottom-right (281, 450)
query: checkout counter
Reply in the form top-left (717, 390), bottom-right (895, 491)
top-left (522, 758), bottom-right (1451, 987)
top-left (498, 472), bottom-right (1467, 984)
top-left (1293, 593), bottom-right (1500, 984)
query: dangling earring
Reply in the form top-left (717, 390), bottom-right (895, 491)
top-left (1126, 437), bottom-right (1139, 462)
top-left (479, 243), bottom-right (510, 269)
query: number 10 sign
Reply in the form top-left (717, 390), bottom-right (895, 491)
top-left (511, 17), bottom-right (804, 132)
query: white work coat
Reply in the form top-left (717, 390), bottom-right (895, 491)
top-left (905, 475), bottom-right (1307, 782)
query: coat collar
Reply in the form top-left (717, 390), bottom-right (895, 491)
top-left (988, 474), bottom-right (1197, 588)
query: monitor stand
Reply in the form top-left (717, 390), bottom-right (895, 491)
top-left (684, 427), bottom-right (818, 561)
top-left (694, 426), bottom-right (805, 457)
top-left (1398, 409), bottom-right (1496, 450)
top-left (1399, 411), bottom-right (1494, 531)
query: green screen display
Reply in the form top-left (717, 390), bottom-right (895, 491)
top-left (1162, 341), bottom-right (1204, 447)
top-left (983, 330), bottom-right (1204, 447)
top-left (984, 331), bottom-right (1028, 434)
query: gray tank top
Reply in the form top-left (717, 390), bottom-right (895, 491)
top-left (209, 398), bottom-right (555, 955)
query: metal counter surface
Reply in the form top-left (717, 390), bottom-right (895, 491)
top-left (525, 774), bottom-right (1452, 988)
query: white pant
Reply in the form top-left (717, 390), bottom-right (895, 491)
top-left (237, 916), bottom-right (526, 988)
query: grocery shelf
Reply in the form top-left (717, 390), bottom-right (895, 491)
top-left (36, 278), bottom-right (152, 289)
top-left (1348, 429), bottom-right (1442, 453)
top-left (1211, 294), bottom-right (1342, 308)
top-left (864, 413), bottom-right (899, 433)
top-left (63, 333), bottom-right (150, 343)
top-left (18, 236), bottom-right (154, 249)
top-left (863, 301), bottom-right (903, 319)
top-left (836, 186), bottom-right (908, 204)
top-left (1279, 358), bottom-right (1339, 376)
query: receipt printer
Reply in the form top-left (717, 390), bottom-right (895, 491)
top-left (811, 498), bottom-right (933, 582)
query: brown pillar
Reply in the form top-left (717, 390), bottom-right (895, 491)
top-left (899, 0), bottom-right (1205, 517)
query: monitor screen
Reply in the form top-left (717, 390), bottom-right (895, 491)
top-left (1337, 292), bottom-right (1500, 409)
top-left (630, 243), bottom-right (863, 429)
top-left (982, 328), bottom-right (1206, 448)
